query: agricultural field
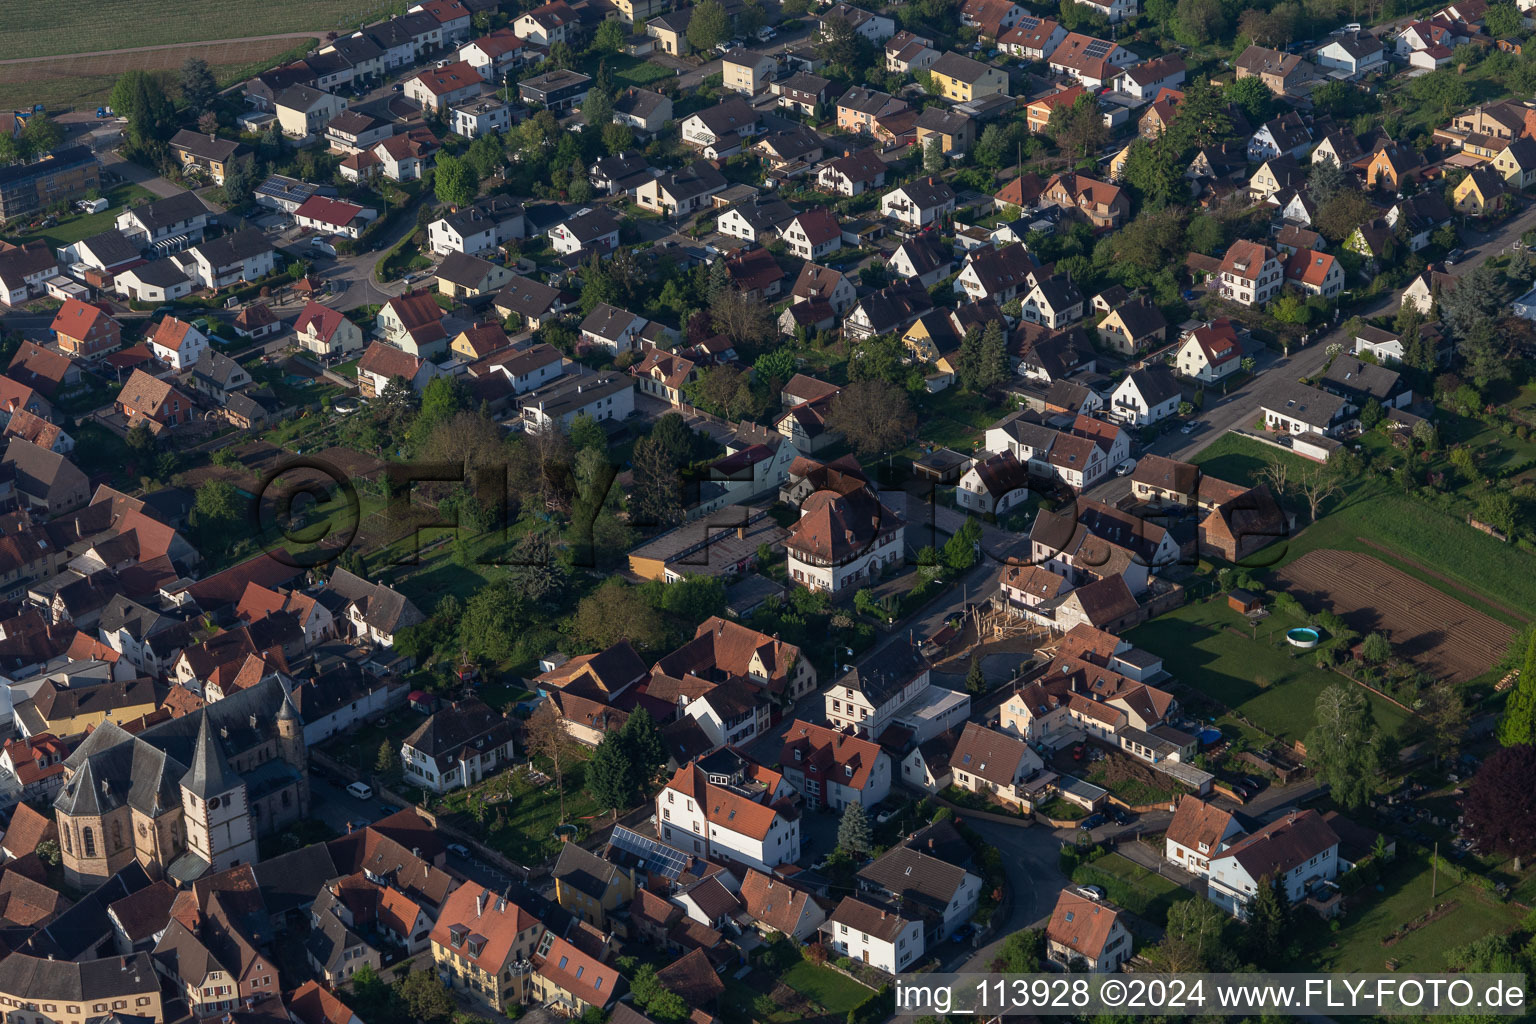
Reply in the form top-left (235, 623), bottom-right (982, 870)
top-left (1, 0), bottom-right (394, 59)
top-left (1276, 550), bottom-right (1515, 685)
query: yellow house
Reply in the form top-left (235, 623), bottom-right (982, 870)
top-left (429, 884), bottom-right (545, 1015)
top-left (1107, 143), bottom-right (1133, 181)
top-left (169, 130), bottom-right (253, 186)
top-left (1492, 138), bottom-right (1536, 189)
top-left (15, 678), bottom-right (157, 739)
top-left (928, 51), bottom-right (1010, 102)
top-left (529, 933), bottom-right (621, 1016)
top-left (646, 11), bottom-right (691, 55)
top-left (552, 843), bottom-right (635, 929)
top-left (612, 0), bottom-right (666, 22)
top-left (902, 312), bottom-right (962, 389)
top-left (915, 108), bottom-right (973, 155)
top-left (1096, 298), bottom-right (1167, 355)
top-left (1454, 167), bottom-right (1508, 214)
top-left (722, 48), bottom-right (778, 96)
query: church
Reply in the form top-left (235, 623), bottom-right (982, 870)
top-left (52, 677), bottom-right (310, 888)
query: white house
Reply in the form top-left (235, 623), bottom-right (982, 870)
top-left (822, 897), bottom-right (922, 973)
top-left (821, 3), bottom-right (896, 43)
top-left (579, 304), bottom-right (647, 354)
top-left (1108, 365), bottom-right (1182, 426)
top-left (427, 194), bottom-right (525, 256)
top-left (1046, 889), bottom-right (1132, 972)
top-left (785, 487), bottom-right (904, 595)
top-left (1174, 321), bottom-right (1242, 383)
top-left (657, 759), bottom-right (802, 870)
top-left (857, 842), bottom-right (981, 943)
top-left (887, 234), bottom-right (953, 288)
top-left (1216, 240), bottom-right (1284, 307)
top-left (548, 207), bottom-right (621, 256)
top-left (1283, 248), bottom-right (1345, 299)
top-left (1207, 810), bottom-right (1340, 919)
top-left (1020, 277), bottom-right (1084, 329)
top-left (399, 697), bottom-right (517, 793)
top-left (782, 208), bottom-right (843, 262)
top-left (956, 451), bottom-right (1030, 516)
top-left (114, 192), bottom-right (209, 250)
top-left (172, 229), bottom-right (276, 290)
top-left (684, 682), bottom-right (770, 751)
top-left (1165, 797), bottom-right (1245, 878)
top-left (822, 646), bottom-right (970, 743)
top-left (778, 720), bottom-right (893, 810)
top-left (519, 372), bottom-right (635, 433)
top-left (1075, 0), bottom-right (1137, 22)
top-left (1315, 29), bottom-right (1385, 78)
top-left (147, 316), bottom-right (209, 371)
top-left (1260, 380), bottom-right (1347, 437)
top-left (294, 195), bottom-right (378, 240)
top-left (881, 178), bottom-right (956, 228)
top-left (947, 721), bottom-right (1044, 807)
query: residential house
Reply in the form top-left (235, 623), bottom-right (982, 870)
top-left (886, 31), bottom-right (940, 73)
top-left (722, 49), bottom-right (777, 96)
top-left (914, 108), bottom-right (974, 157)
top-left (372, 130), bottom-right (438, 182)
top-left (553, 842), bottom-right (635, 929)
top-left (294, 301), bottom-right (365, 358)
top-left (645, 11), bottom-right (692, 55)
top-left (169, 131), bottom-right (252, 186)
top-left (1248, 112), bottom-right (1312, 162)
top-left (1284, 248), bottom-right (1345, 298)
top-left (656, 757), bottom-right (801, 870)
top-left (857, 839), bottom-right (982, 943)
top-left (1041, 172), bottom-right (1130, 230)
top-left (428, 885), bottom-right (544, 1014)
top-left (888, 233), bottom-right (954, 288)
top-left (1387, 191), bottom-right (1453, 251)
top-left (579, 304), bottom-right (647, 354)
top-left (1129, 454), bottom-right (1200, 506)
top-left (114, 191), bottom-right (209, 250)
top-left (881, 178), bottom-right (956, 228)
top-left (821, 4), bottom-right (896, 44)
top-left (843, 280), bottom-right (932, 340)
top-left (1361, 139), bottom-right (1422, 190)
top-left (928, 52), bottom-right (1010, 103)
top-left (376, 290), bottom-right (449, 357)
top-left (518, 69), bottom-right (591, 113)
top-left (1207, 810), bottom-right (1340, 919)
top-left (1075, 0), bottom-right (1137, 21)
top-left (1315, 29), bottom-right (1385, 77)
top-left (817, 149), bottom-right (889, 196)
top-left (174, 228), bottom-right (278, 288)
top-left (961, 0), bottom-right (1025, 37)
top-left (680, 98), bottom-right (762, 158)
top-left (613, 88), bottom-right (673, 135)
top-left (635, 161), bottom-right (728, 218)
top-left (739, 869), bottom-right (825, 942)
top-left (400, 697), bottom-right (516, 793)
top-left (50, 298), bottom-right (120, 359)
top-left (1216, 240), bottom-right (1283, 306)
top-left (459, 28), bottom-right (531, 83)
top-left (515, 0), bottom-right (579, 45)
top-left (1114, 55), bottom-right (1187, 101)
top-left (836, 87), bottom-right (910, 136)
top-left (1260, 379), bottom-right (1348, 436)
top-left (1234, 44), bottom-right (1314, 95)
top-left (548, 206), bottom-right (621, 256)
top-left (955, 242), bottom-right (1038, 304)
top-left (1046, 889), bottom-right (1131, 971)
top-left (355, 341), bottom-right (446, 397)
top-left (999, 16), bottom-right (1066, 60)
top-left (1320, 356), bottom-right (1413, 412)
top-left (1020, 276), bottom-right (1085, 330)
top-left (494, 277), bottom-right (570, 328)
top-left (790, 264), bottom-right (857, 315)
top-left (1096, 298), bottom-right (1166, 355)
top-left (822, 897), bottom-right (922, 973)
top-left (717, 196), bottom-right (796, 243)
top-left (1025, 85), bottom-right (1087, 134)
top-left (1175, 319), bottom-right (1242, 382)
top-left (779, 720), bottom-right (892, 810)
top-left (1454, 167), bottom-right (1509, 214)
top-left (783, 208), bottom-right (843, 261)
top-left (452, 97), bottom-right (512, 139)
top-left (435, 251), bottom-right (512, 300)
top-left (519, 372), bottom-right (635, 433)
top-left (427, 194), bottom-right (525, 256)
top-left (273, 85), bottom-right (346, 138)
top-left (948, 721), bottom-right (1044, 809)
top-left (147, 316), bottom-right (208, 371)
top-left (1109, 364), bottom-right (1183, 427)
top-left (1048, 33), bottom-right (1136, 89)
top-left (1492, 136), bottom-right (1536, 187)
top-left (111, 262), bottom-right (192, 304)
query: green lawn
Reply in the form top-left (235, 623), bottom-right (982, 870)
top-left (1289, 852), bottom-right (1525, 973)
top-left (1126, 598), bottom-right (1412, 745)
top-left (13, 183), bottom-right (156, 249)
top-left (1070, 853), bottom-right (1194, 928)
top-left (1193, 433), bottom-right (1536, 624)
top-left (435, 752), bottom-right (608, 865)
top-left (779, 961), bottom-right (874, 1014)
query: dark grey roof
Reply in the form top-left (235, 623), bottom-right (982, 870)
top-left (929, 50), bottom-right (993, 84)
top-left (21, 863), bottom-right (152, 961)
top-left (78, 230), bottom-right (141, 266)
top-left (840, 642), bottom-right (927, 709)
top-left (274, 84), bottom-right (330, 111)
top-left (0, 951), bottom-right (157, 1002)
top-left (1030, 276), bottom-right (1083, 310)
top-left (437, 193), bottom-right (523, 235)
top-left (403, 697), bottom-right (515, 763)
top-left (553, 842), bottom-right (621, 901)
top-left (169, 130), bottom-right (246, 163)
top-left (689, 97), bottom-right (760, 137)
top-left (614, 88), bottom-right (669, 120)
top-left (495, 275), bottom-right (563, 317)
top-left (659, 161), bottom-right (727, 203)
top-left (857, 845), bottom-right (971, 916)
top-left (192, 349), bottom-right (248, 389)
top-left (915, 107), bottom-right (971, 136)
top-left (557, 206), bottom-right (621, 242)
top-left (1123, 364), bottom-right (1181, 406)
top-left (896, 178), bottom-right (956, 209)
top-left (125, 260), bottom-right (191, 288)
top-left (328, 33), bottom-right (384, 65)
top-left (181, 713), bottom-right (240, 799)
top-left (436, 250), bottom-right (496, 288)
top-left (193, 228), bottom-right (272, 268)
top-left (253, 843), bottom-right (339, 915)
top-left (125, 191), bottom-right (207, 233)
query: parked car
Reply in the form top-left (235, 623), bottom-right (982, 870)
top-left (1116, 458), bottom-right (1137, 476)
top-left (1111, 807), bottom-right (1134, 825)
top-left (1078, 885), bottom-right (1106, 900)
top-left (876, 806), bottom-right (899, 824)
top-left (1445, 248), bottom-right (1465, 264)
top-left (1240, 775), bottom-right (1268, 792)
top-left (392, 83), bottom-right (405, 92)
top-left (1180, 420), bottom-right (1199, 435)
top-left (1079, 813), bottom-right (1106, 830)
top-left (346, 781), bottom-right (374, 800)
top-left (447, 843), bottom-right (471, 858)
top-left (1072, 743), bottom-right (1086, 761)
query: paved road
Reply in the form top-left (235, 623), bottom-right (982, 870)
top-left (0, 31), bottom-right (325, 66)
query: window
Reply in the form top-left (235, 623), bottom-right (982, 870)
top-left (83, 827), bottom-right (96, 858)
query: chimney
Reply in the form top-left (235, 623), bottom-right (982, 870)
top-left (737, 524), bottom-right (746, 540)
top-left (928, 838), bottom-right (934, 849)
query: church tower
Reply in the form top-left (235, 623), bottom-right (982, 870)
top-left (276, 691), bottom-right (310, 815)
top-left (180, 715), bottom-right (260, 873)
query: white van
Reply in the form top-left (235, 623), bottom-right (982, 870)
top-left (346, 781), bottom-right (373, 800)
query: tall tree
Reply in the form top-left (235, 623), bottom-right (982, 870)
top-left (1462, 744), bottom-right (1536, 870)
top-left (1498, 630), bottom-right (1536, 747)
top-left (630, 434), bottom-right (686, 528)
top-left (621, 707), bottom-right (666, 783)
top-left (1167, 77), bottom-right (1230, 151)
top-left (434, 152), bottom-right (479, 206)
top-left (837, 802), bottom-right (872, 854)
top-left (1225, 76), bottom-right (1273, 123)
top-left (1048, 93), bottom-right (1107, 162)
top-left (826, 378), bottom-right (912, 456)
top-left (1304, 683), bottom-right (1382, 809)
top-left (687, 0), bottom-right (730, 52)
top-left (524, 702), bottom-right (580, 824)
top-left (923, 135), bottom-right (944, 173)
top-left (180, 57), bottom-right (218, 116)
top-left (817, 13), bottom-right (862, 66)
top-left (1244, 875), bottom-right (1291, 960)
top-left (588, 733), bottom-right (634, 811)
top-left (571, 579), bottom-right (668, 651)
top-left (710, 287), bottom-right (771, 348)
top-left (20, 114), bottom-right (62, 159)
top-left (1419, 679), bottom-right (1469, 769)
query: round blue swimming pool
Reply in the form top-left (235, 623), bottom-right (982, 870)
top-left (1287, 627), bottom-right (1321, 649)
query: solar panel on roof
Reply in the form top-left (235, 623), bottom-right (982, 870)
top-left (609, 825), bottom-right (690, 879)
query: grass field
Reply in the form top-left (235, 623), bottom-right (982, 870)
top-left (1193, 434), bottom-right (1536, 625)
top-left (1289, 852), bottom-right (1524, 973)
top-left (779, 962), bottom-right (873, 1013)
top-left (1, 0), bottom-right (397, 59)
top-left (1070, 853), bottom-right (1194, 928)
top-left (11, 183), bottom-right (156, 249)
top-left (1126, 598), bottom-right (1413, 745)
